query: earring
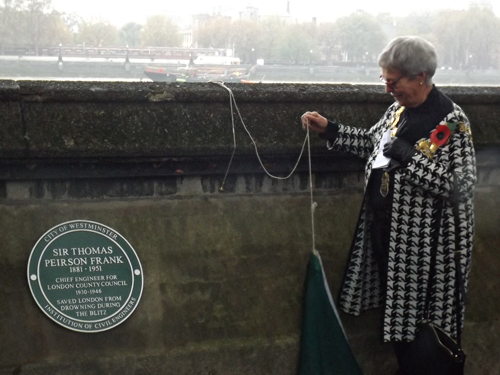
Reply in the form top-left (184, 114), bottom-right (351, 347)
top-left (419, 81), bottom-right (424, 86)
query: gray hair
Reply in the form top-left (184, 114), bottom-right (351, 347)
top-left (378, 36), bottom-right (437, 84)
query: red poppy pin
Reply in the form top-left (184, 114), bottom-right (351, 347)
top-left (430, 124), bottom-right (452, 147)
top-left (417, 121), bottom-right (458, 158)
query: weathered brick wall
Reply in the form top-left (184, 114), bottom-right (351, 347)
top-left (0, 81), bottom-right (498, 375)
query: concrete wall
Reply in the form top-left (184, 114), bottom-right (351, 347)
top-left (0, 81), bottom-right (498, 375)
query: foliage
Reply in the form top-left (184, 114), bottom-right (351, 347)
top-left (230, 19), bottom-right (263, 63)
top-left (0, 0), bottom-right (72, 51)
top-left (331, 11), bottom-right (387, 62)
top-left (317, 22), bottom-right (338, 64)
top-left (75, 21), bottom-right (119, 47)
top-left (246, 16), bottom-right (287, 63)
top-left (141, 15), bottom-right (181, 47)
top-left (195, 15), bottom-right (232, 48)
top-left (432, 7), bottom-right (500, 69)
top-left (120, 22), bottom-right (143, 48)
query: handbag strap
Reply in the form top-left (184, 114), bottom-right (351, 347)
top-left (424, 194), bottom-right (465, 345)
top-left (451, 187), bottom-right (466, 345)
top-left (424, 199), bottom-right (442, 319)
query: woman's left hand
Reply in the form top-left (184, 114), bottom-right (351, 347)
top-left (300, 111), bottom-right (328, 134)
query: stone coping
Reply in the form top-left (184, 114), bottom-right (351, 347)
top-left (0, 81), bottom-right (498, 159)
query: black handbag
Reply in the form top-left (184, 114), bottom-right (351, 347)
top-left (399, 198), bottom-right (466, 375)
top-left (399, 322), bottom-right (465, 375)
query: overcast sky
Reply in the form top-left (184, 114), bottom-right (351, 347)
top-left (51, 0), bottom-right (498, 27)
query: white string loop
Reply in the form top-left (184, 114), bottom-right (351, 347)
top-left (213, 81), bottom-right (317, 252)
top-left (214, 81), bottom-right (308, 182)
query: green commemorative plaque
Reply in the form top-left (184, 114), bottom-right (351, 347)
top-left (27, 220), bottom-right (143, 333)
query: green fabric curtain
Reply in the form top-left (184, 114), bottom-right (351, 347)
top-left (299, 250), bottom-right (363, 375)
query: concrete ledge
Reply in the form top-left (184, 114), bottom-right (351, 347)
top-left (0, 81), bottom-right (499, 159)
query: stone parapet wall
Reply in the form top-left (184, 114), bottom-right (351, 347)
top-left (0, 81), bottom-right (498, 375)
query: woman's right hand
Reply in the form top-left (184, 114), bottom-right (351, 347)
top-left (300, 111), bottom-right (328, 134)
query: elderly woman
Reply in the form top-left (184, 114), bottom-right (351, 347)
top-left (301, 36), bottom-right (476, 374)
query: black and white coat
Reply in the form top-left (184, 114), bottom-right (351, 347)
top-left (328, 101), bottom-right (476, 342)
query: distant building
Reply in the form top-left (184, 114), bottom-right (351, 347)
top-left (180, 29), bottom-right (193, 48)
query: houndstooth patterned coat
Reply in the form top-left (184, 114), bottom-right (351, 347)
top-left (327, 101), bottom-right (476, 342)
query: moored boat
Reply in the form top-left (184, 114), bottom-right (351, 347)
top-left (144, 64), bottom-right (251, 83)
top-left (144, 54), bottom-right (251, 82)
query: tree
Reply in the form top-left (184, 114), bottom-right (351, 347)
top-left (120, 22), bottom-right (142, 47)
top-left (277, 22), bottom-right (317, 64)
top-left (465, 6), bottom-right (500, 69)
top-left (333, 11), bottom-right (387, 63)
top-left (394, 11), bottom-right (435, 39)
top-left (318, 22), bottom-right (339, 64)
top-left (75, 21), bottom-right (119, 47)
top-left (194, 15), bottom-right (232, 48)
top-left (0, 1), bottom-right (24, 49)
top-left (0, 0), bottom-right (72, 53)
top-left (257, 17), bottom-right (288, 63)
top-left (24, 0), bottom-right (51, 53)
top-left (431, 10), bottom-right (466, 69)
top-left (40, 10), bottom-right (72, 46)
top-left (432, 6), bottom-right (500, 69)
top-left (231, 19), bottom-right (262, 63)
top-left (141, 15), bottom-right (180, 47)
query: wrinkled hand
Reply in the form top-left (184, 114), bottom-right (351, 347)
top-left (383, 137), bottom-right (416, 164)
top-left (300, 111), bottom-right (328, 134)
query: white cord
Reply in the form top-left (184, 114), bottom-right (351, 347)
top-left (219, 84), bottom-right (238, 191)
top-left (307, 126), bottom-right (317, 252)
top-left (214, 81), bottom-right (308, 183)
top-left (213, 81), bottom-right (317, 252)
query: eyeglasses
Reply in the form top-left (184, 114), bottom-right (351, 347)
top-left (379, 74), bottom-right (404, 89)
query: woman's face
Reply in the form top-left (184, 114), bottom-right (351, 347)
top-left (380, 68), bottom-right (429, 108)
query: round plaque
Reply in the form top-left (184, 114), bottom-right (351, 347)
top-left (27, 220), bottom-right (143, 333)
